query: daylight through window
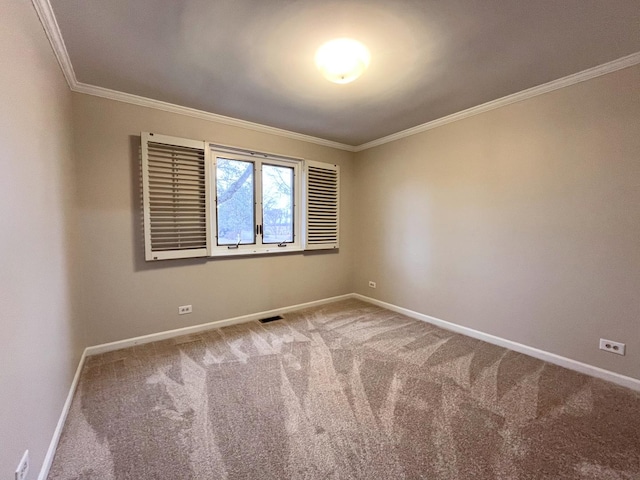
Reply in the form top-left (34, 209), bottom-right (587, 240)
top-left (211, 149), bottom-right (301, 255)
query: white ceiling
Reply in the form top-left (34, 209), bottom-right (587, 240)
top-left (49, 0), bottom-right (640, 147)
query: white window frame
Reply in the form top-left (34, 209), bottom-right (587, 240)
top-left (208, 147), bottom-right (302, 256)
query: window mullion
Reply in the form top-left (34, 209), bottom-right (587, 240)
top-left (255, 160), bottom-right (264, 246)
top-left (210, 156), bottom-right (219, 249)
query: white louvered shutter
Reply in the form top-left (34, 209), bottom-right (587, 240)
top-left (141, 133), bottom-right (210, 260)
top-left (304, 160), bottom-right (339, 250)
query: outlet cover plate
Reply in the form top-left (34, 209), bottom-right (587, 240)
top-left (368, 281), bottom-right (377, 288)
top-left (599, 338), bottom-right (625, 356)
top-left (178, 305), bottom-right (193, 315)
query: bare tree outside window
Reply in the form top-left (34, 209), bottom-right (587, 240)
top-left (262, 164), bottom-right (294, 243)
top-left (216, 158), bottom-right (255, 245)
top-left (216, 158), bottom-right (294, 246)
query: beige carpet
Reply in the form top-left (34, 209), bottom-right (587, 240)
top-left (49, 299), bottom-right (640, 479)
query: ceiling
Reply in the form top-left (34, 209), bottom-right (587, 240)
top-left (49, 0), bottom-right (640, 147)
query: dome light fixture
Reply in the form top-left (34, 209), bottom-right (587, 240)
top-left (315, 38), bottom-right (370, 84)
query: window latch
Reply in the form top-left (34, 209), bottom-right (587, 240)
top-left (278, 242), bottom-right (287, 248)
top-left (228, 235), bottom-right (241, 249)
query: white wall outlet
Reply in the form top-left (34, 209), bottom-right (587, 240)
top-left (599, 338), bottom-right (625, 356)
top-left (178, 305), bottom-right (193, 315)
top-left (368, 281), bottom-right (377, 288)
top-left (15, 450), bottom-right (29, 480)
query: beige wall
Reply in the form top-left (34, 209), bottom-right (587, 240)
top-left (2, 3), bottom-right (638, 474)
top-left (353, 64), bottom-right (640, 379)
top-left (72, 94), bottom-right (355, 346)
top-left (0, 1), bottom-right (81, 477)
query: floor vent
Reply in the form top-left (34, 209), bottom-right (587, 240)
top-left (259, 315), bottom-right (284, 324)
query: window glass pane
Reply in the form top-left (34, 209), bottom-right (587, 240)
top-left (262, 164), bottom-right (294, 244)
top-left (216, 158), bottom-right (255, 245)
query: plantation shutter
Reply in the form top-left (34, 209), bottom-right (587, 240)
top-left (304, 160), bottom-right (340, 250)
top-left (141, 132), bottom-right (210, 260)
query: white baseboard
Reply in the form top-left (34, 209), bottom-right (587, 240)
top-left (37, 294), bottom-right (352, 478)
top-left (85, 294), bottom-right (353, 356)
top-left (39, 291), bottom-right (640, 479)
top-left (38, 349), bottom-right (87, 480)
top-left (353, 293), bottom-right (640, 392)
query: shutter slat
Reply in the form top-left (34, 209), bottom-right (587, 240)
top-left (150, 199), bottom-right (204, 205)
top-left (148, 160), bottom-right (203, 169)
top-left (148, 156), bottom-right (204, 165)
top-left (150, 225), bottom-right (206, 231)
top-left (149, 191), bottom-right (206, 198)
top-left (148, 144), bottom-right (203, 155)
top-left (150, 209), bottom-right (206, 214)
top-left (149, 173), bottom-right (203, 182)
top-left (149, 175), bottom-right (204, 187)
top-left (148, 157), bottom-right (204, 164)
top-left (149, 185), bottom-right (205, 193)
top-left (148, 166), bottom-right (203, 173)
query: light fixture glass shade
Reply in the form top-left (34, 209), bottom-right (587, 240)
top-left (315, 38), bottom-right (370, 84)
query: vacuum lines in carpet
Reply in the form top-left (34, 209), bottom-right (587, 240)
top-left (48, 299), bottom-right (640, 479)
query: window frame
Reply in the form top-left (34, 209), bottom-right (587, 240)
top-left (208, 148), bottom-right (302, 257)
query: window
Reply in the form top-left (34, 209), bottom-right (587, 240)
top-left (262, 163), bottom-right (295, 244)
top-left (210, 148), bottom-right (301, 255)
top-left (141, 133), bottom-right (339, 260)
top-left (215, 157), bottom-right (255, 246)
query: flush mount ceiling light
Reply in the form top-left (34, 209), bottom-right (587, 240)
top-left (315, 38), bottom-right (371, 84)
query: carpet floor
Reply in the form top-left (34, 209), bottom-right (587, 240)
top-left (48, 299), bottom-right (640, 479)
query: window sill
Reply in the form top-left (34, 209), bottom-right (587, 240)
top-left (209, 246), bottom-right (305, 258)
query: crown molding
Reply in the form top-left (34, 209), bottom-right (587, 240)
top-left (31, 0), bottom-right (77, 87)
top-left (353, 51), bottom-right (640, 152)
top-left (72, 82), bottom-right (357, 151)
top-left (30, 0), bottom-right (357, 153)
top-left (32, 0), bottom-right (639, 155)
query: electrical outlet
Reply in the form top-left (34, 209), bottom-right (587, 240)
top-left (368, 281), bottom-right (376, 288)
top-left (15, 450), bottom-right (29, 480)
top-left (599, 338), bottom-right (625, 356)
top-left (178, 305), bottom-right (193, 315)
